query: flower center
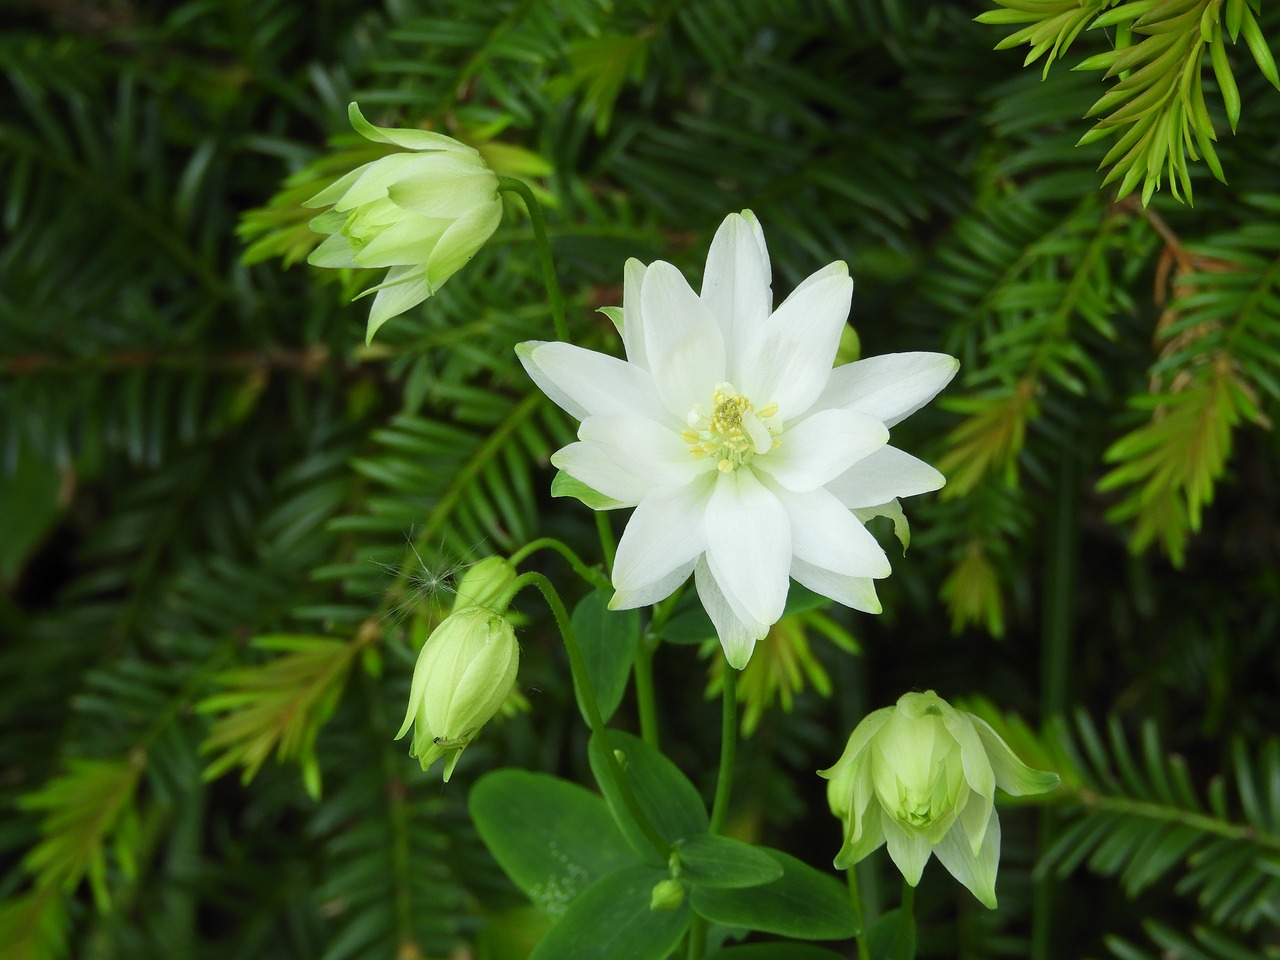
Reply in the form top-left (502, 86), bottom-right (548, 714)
top-left (682, 382), bottom-right (780, 473)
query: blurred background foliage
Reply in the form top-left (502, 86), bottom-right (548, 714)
top-left (2, 0), bottom-right (1279, 958)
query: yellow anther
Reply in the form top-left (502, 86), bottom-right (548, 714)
top-left (685, 382), bottom-right (781, 472)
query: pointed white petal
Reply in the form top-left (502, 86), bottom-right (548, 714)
top-left (303, 165), bottom-right (365, 209)
top-left (933, 807), bottom-right (1000, 909)
top-left (610, 558), bottom-right (695, 610)
top-left (700, 211), bottom-right (772, 376)
top-left (972, 718), bottom-right (1061, 796)
top-left (516, 342), bottom-right (663, 422)
top-left (551, 442), bottom-right (653, 507)
top-left (694, 557), bottom-right (766, 669)
top-left (738, 262), bottom-right (852, 419)
top-left (622, 258), bottom-right (650, 370)
top-left (612, 479), bottom-right (712, 593)
top-left (790, 560), bottom-right (882, 614)
top-left (774, 486), bottom-right (891, 578)
top-left (641, 261), bottom-right (725, 417)
top-left (705, 469), bottom-right (791, 628)
top-left (348, 102), bottom-right (479, 154)
top-left (881, 812), bottom-right (933, 886)
top-left (819, 352), bottom-right (959, 427)
top-left (578, 415), bottom-right (710, 485)
top-left (754, 409), bottom-right (887, 492)
top-left (826, 445), bottom-right (946, 508)
top-left (365, 267), bottom-right (431, 342)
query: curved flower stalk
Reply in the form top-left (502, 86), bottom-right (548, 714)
top-left (305, 103), bottom-right (503, 343)
top-left (518, 210), bottom-right (957, 668)
top-left (819, 690), bottom-right (1059, 908)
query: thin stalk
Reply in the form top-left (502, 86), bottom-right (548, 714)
top-left (899, 878), bottom-right (916, 917)
top-left (497, 177), bottom-right (568, 341)
top-left (508, 537), bottom-right (611, 591)
top-left (685, 916), bottom-right (708, 960)
top-left (709, 660), bottom-right (738, 833)
top-left (847, 866), bottom-right (871, 960)
top-left (501, 572), bottom-right (670, 859)
top-left (633, 639), bottom-right (659, 747)
top-left (595, 511), bottom-right (617, 573)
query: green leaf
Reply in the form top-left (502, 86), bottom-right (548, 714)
top-left (529, 864), bottom-right (690, 960)
top-left (678, 834), bottom-right (784, 889)
top-left (588, 730), bottom-right (708, 859)
top-left (866, 907), bottom-right (916, 960)
top-left (469, 770), bottom-right (637, 917)
top-left (0, 452), bottom-right (62, 586)
top-left (689, 849), bottom-right (857, 941)
top-left (705, 946), bottom-right (849, 960)
top-left (552, 470), bottom-right (626, 510)
top-left (571, 588), bottom-right (640, 725)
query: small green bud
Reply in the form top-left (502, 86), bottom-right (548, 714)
top-left (819, 690), bottom-right (1058, 909)
top-left (451, 556), bottom-right (517, 613)
top-left (395, 606), bottom-right (519, 781)
top-left (649, 878), bottom-right (685, 912)
top-left (305, 103), bottom-right (504, 343)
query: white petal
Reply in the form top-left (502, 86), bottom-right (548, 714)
top-left (517, 342), bottom-right (662, 422)
top-left (940, 707), bottom-right (995, 799)
top-left (774, 486), bottom-right (891, 579)
top-left (881, 812), bottom-right (933, 886)
top-left (365, 267), bottom-right (430, 342)
top-left (700, 211), bottom-right (772, 376)
top-left (738, 262), bottom-right (852, 419)
top-left (641, 261), bottom-right (725, 417)
top-left (790, 559), bottom-right (882, 614)
top-left (610, 558), bottom-right (695, 610)
top-left (754, 409), bottom-right (887, 492)
top-left (819, 352), bottom-right (959, 427)
top-left (704, 470), bottom-right (790, 628)
top-left (694, 556), bottom-right (766, 669)
top-left (971, 718), bottom-right (1061, 796)
top-left (579, 415), bottom-right (711, 486)
top-left (621, 258), bottom-right (649, 370)
top-left (826, 445), bottom-right (946, 508)
top-left (551, 442), bottom-right (653, 507)
top-left (612, 479), bottom-right (713, 593)
top-left (933, 807), bottom-right (1000, 909)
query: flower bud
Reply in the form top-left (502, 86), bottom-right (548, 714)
top-left (649, 878), bottom-right (685, 912)
top-left (305, 103), bottom-right (503, 343)
top-left (451, 556), bottom-right (517, 613)
top-left (395, 606), bottom-right (519, 781)
top-left (819, 690), bottom-right (1058, 908)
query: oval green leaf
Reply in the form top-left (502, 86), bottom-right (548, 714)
top-left (679, 834), bottom-right (784, 889)
top-left (571, 588), bottom-right (640, 724)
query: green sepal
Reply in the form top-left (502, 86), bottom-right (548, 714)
top-left (677, 834), bottom-right (784, 889)
top-left (866, 907), bottom-right (916, 960)
top-left (552, 470), bottom-right (626, 510)
top-left (689, 849), bottom-right (857, 941)
top-left (529, 864), bottom-right (690, 960)
top-left (588, 730), bottom-right (708, 860)
top-left (571, 588), bottom-right (641, 725)
top-left (469, 770), bottom-right (637, 917)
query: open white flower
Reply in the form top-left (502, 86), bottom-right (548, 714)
top-left (518, 211), bottom-right (957, 668)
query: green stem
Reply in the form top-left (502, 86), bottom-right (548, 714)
top-left (502, 572), bottom-right (670, 859)
top-left (508, 537), bottom-right (611, 591)
top-left (709, 659), bottom-right (738, 833)
top-left (685, 916), bottom-right (708, 960)
top-left (595, 511), bottom-right (617, 573)
top-left (900, 878), bottom-right (916, 918)
top-left (847, 867), bottom-right (870, 960)
top-left (633, 639), bottom-right (659, 748)
top-left (497, 177), bottom-right (568, 342)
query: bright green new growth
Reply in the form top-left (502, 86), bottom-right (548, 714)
top-left (396, 606), bottom-right (520, 781)
top-left (821, 690), bottom-right (1059, 908)
top-left (304, 103), bottom-right (503, 343)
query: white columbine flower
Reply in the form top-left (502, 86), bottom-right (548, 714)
top-left (517, 211), bottom-right (957, 668)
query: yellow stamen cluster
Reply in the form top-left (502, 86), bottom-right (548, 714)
top-left (682, 383), bottom-right (780, 472)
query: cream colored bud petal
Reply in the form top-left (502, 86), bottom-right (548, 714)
top-left (881, 811), bottom-right (933, 886)
top-left (364, 267), bottom-right (432, 343)
top-left (423, 198), bottom-right (503, 286)
top-left (939, 704), bottom-right (996, 799)
top-left (833, 793), bottom-right (886, 871)
top-left (387, 164), bottom-right (497, 218)
top-left (933, 805), bottom-right (1000, 909)
top-left (971, 717), bottom-right (1061, 797)
top-left (818, 707), bottom-right (894, 783)
top-left (308, 232), bottom-right (360, 269)
top-left (819, 352), bottom-right (959, 428)
top-left (452, 557), bottom-right (518, 612)
top-left (825, 445), bottom-right (947, 509)
top-left (303, 165), bottom-right (367, 209)
top-left (353, 215), bottom-right (451, 268)
top-left (331, 154), bottom-right (431, 212)
top-left (347, 102), bottom-right (480, 154)
top-left (957, 787), bottom-right (994, 856)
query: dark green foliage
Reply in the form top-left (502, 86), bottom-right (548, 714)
top-left (3, 0), bottom-right (1280, 958)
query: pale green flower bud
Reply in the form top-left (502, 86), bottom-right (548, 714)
top-left (305, 103), bottom-right (503, 343)
top-left (451, 556), bottom-right (517, 613)
top-left (649, 878), bottom-right (685, 912)
top-left (395, 606), bottom-right (519, 781)
top-left (819, 690), bottom-right (1058, 909)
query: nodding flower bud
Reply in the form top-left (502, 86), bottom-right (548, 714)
top-left (819, 690), bottom-right (1058, 908)
top-left (395, 606), bottom-right (518, 781)
top-left (305, 103), bottom-right (503, 343)
top-left (451, 556), bottom-right (517, 613)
